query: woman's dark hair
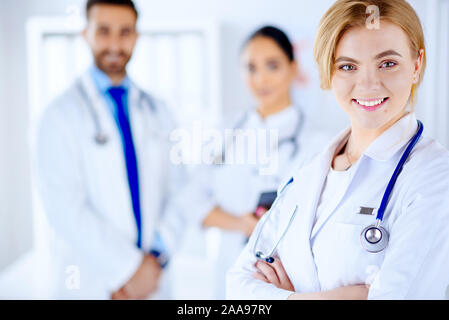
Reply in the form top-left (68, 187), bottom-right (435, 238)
top-left (86, 0), bottom-right (138, 19)
top-left (243, 25), bottom-right (294, 62)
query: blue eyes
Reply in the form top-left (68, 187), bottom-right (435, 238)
top-left (338, 61), bottom-right (397, 72)
top-left (340, 64), bottom-right (355, 71)
top-left (380, 61), bottom-right (397, 68)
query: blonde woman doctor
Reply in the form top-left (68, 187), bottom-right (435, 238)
top-left (227, 0), bottom-right (449, 300)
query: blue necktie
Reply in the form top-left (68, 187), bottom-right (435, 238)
top-left (107, 87), bottom-right (142, 249)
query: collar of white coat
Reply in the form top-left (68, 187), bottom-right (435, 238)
top-left (324, 112), bottom-right (419, 163)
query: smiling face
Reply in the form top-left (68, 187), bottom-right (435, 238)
top-left (242, 36), bottom-right (298, 110)
top-left (331, 21), bottom-right (424, 131)
top-left (83, 4), bottom-right (138, 80)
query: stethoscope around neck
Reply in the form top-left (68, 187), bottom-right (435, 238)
top-left (360, 120), bottom-right (423, 253)
top-left (76, 81), bottom-right (111, 145)
top-left (76, 80), bottom-right (156, 146)
top-left (253, 120), bottom-right (424, 263)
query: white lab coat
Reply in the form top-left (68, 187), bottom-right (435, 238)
top-left (227, 113), bottom-right (449, 300)
top-left (174, 105), bottom-right (331, 299)
top-left (34, 71), bottom-right (186, 299)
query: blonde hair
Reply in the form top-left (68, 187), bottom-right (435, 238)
top-left (313, 0), bottom-right (426, 106)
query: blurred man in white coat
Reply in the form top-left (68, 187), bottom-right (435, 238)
top-left (35, 0), bottom-right (185, 299)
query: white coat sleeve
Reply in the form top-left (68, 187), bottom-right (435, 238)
top-left (35, 105), bottom-right (143, 292)
top-left (368, 156), bottom-right (449, 299)
top-left (226, 183), bottom-right (296, 300)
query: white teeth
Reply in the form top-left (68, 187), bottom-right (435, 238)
top-left (355, 98), bottom-right (386, 107)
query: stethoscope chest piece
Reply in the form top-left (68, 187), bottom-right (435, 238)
top-left (255, 251), bottom-right (275, 263)
top-left (360, 224), bottom-right (389, 253)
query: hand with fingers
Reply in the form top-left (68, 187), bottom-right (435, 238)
top-left (253, 257), bottom-right (369, 300)
top-left (111, 254), bottom-right (162, 300)
top-left (253, 257), bottom-right (295, 291)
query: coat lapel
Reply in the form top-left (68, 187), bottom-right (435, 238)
top-left (127, 83), bottom-right (171, 251)
top-left (284, 155), bottom-right (330, 292)
top-left (280, 128), bottom-right (351, 292)
top-left (304, 128), bottom-right (350, 240)
top-left (310, 158), bottom-right (362, 240)
top-left (79, 73), bottom-right (137, 238)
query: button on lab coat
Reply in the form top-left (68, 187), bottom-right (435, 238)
top-left (227, 113), bottom-right (449, 299)
top-left (34, 71), bottom-right (186, 299)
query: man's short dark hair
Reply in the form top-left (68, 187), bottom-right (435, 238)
top-left (86, 0), bottom-right (139, 19)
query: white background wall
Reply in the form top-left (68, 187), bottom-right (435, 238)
top-left (0, 0), bottom-right (446, 279)
top-left (0, 1), bottom-right (9, 271)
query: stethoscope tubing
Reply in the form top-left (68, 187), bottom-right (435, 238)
top-left (376, 120), bottom-right (423, 222)
top-left (254, 120), bottom-right (424, 261)
top-left (253, 177), bottom-right (295, 263)
top-left (76, 79), bottom-right (156, 146)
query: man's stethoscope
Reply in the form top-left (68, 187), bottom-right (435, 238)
top-left (76, 80), bottom-right (156, 146)
top-left (254, 120), bottom-right (424, 262)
